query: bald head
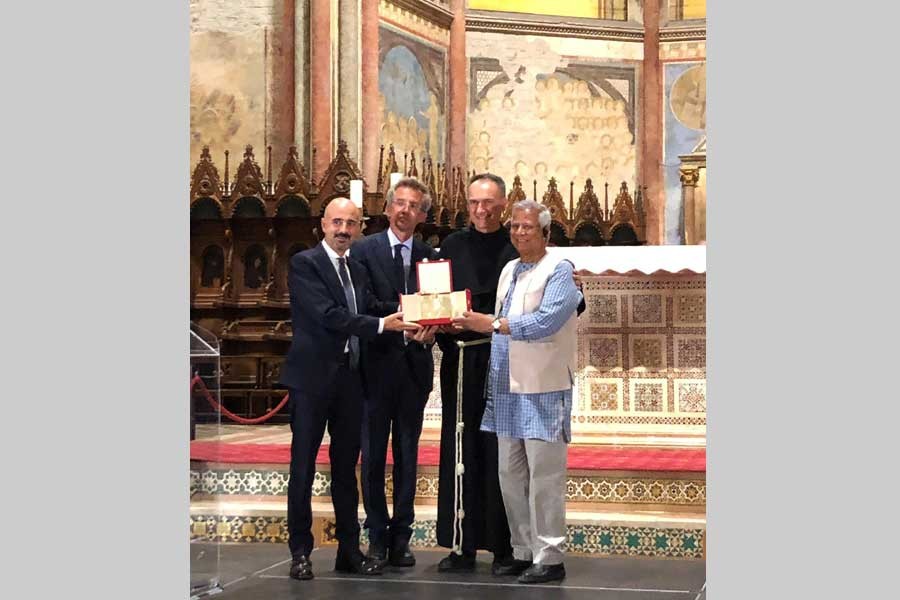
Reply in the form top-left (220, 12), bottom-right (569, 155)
top-left (321, 197), bottom-right (362, 255)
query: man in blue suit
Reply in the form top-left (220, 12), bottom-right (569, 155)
top-left (279, 197), bottom-right (418, 581)
top-left (353, 177), bottom-right (438, 568)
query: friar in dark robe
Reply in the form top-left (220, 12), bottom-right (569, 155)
top-left (433, 173), bottom-right (519, 573)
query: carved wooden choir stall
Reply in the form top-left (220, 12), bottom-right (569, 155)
top-left (190, 141), bottom-right (647, 420)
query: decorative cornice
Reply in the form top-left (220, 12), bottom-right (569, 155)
top-left (660, 26), bottom-right (706, 42)
top-left (383, 0), bottom-right (453, 29)
top-left (466, 11), bottom-right (644, 42)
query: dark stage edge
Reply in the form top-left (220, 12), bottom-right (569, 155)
top-left (196, 543), bottom-right (707, 600)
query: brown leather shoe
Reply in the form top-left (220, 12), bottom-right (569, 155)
top-left (289, 555), bottom-right (314, 581)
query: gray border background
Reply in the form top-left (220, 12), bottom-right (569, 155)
top-left (3, 1), bottom-right (900, 598)
top-left (708, 1), bottom-right (899, 598)
top-left (4, 1), bottom-right (187, 598)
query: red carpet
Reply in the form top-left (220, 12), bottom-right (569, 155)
top-left (190, 441), bottom-right (705, 472)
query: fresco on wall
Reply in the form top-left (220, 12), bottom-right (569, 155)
top-left (190, 30), bottom-right (267, 171)
top-left (664, 62), bottom-right (706, 244)
top-left (378, 25), bottom-right (447, 163)
top-left (467, 34), bottom-right (638, 198)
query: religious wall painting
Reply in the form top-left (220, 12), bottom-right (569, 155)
top-left (467, 35), bottom-right (638, 197)
top-left (663, 62), bottom-right (706, 244)
top-left (190, 30), bottom-right (267, 172)
top-left (378, 25), bottom-right (447, 164)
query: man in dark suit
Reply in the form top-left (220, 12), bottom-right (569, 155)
top-left (353, 177), bottom-right (438, 568)
top-left (279, 197), bottom-right (418, 581)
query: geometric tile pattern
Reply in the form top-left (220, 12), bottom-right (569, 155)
top-left (574, 274), bottom-right (707, 435)
top-left (191, 468), bottom-right (705, 506)
top-left (674, 291), bottom-right (706, 326)
top-left (588, 294), bottom-right (621, 326)
top-left (566, 477), bottom-right (705, 505)
top-left (588, 335), bottom-right (623, 369)
top-left (630, 335), bottom-right (666, 369)
top-left (630, 293), bottom-right (665, 326)
top-left (589, 381), bottom-right (620, 411)
top-left (674, 335), bottom-right (706, 369)
top-left (189, 515), bottom-right (705, 559)
top-left (676, 380), bottom-right (707, 413)
top-left (192, 468), bottom-right (312, 497)
top-left (632, 381), bottom-right (666, 412)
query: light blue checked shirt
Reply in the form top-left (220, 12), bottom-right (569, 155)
top-left (480, 259), bottom-right (582, 443)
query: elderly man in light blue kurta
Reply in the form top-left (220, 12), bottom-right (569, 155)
top-left (453, 200), bottom-right (581, 584)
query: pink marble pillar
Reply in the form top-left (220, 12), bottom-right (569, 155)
top-left (310, 0), bottom-right (333, 180)
top-left (448, 0), bottom-right (467, 179)
top-left (269, 0), bottom-right (295, 165)
top-left (641, 0), bottom-right (664, 244)
top-left (361, 0), bottom-right (380, 186)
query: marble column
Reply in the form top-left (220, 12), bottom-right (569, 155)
top-left (360, 0), bottom-right (380, 185)
top-left (641, 0), bottom-right (664, 244)
top-left (448, 0), bottom-right (467, 178)
top-left (679, 166), bottom-right (700, 245)
top-left (270, 0), bottom-right (296, 169)
top-left (310, 0), bottom-right (333, 180)
top-left (295, 1), bottom-right (311, 168)
top-left (338, 0), bottom-right (362, 165)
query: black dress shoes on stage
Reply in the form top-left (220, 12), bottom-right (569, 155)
top-left (389, 540), bottom-right (416, 567)
top-left (289, 555), bottom-right (314, 581)
top-left (366, 542), bottom-right (389, 568)
top-left (335, 548), bottom-right (384, 576)
top-left (517, 562), bottom-right (566, 584)
top-left (491, 556), bottom-right (532, 576)
top-left (437, 551), bottom-right (476, 572)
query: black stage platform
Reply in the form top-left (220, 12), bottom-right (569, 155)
top-left (204, 544), bottom-right (706, 600)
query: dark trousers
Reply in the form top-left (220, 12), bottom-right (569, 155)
top-left (286, 362), bottom-right (363, 559)
top-left (435, 343), bottom-right (513, 557)
top-left (360, 361), bottom-right (428, 549)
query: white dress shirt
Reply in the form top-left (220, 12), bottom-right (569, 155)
top-left (320, 242), bottom-right (384, 350)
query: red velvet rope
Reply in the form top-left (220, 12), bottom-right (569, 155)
top-left (191, 374), bottom-right (289, 425)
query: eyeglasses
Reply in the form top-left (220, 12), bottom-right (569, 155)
top-left (391, 199), bottom-right (423, 212)
top-left (328, 218), bottom-right (360, 229)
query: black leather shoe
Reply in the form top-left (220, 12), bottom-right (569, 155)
top-left (437, 551), bottom-right (476, 573)
top-left (389, 541), bottom-right (416, 567)
top-left (492, 556), bottom-right (532, 576)
top-left (289, 555), bottom-right (314, 581)
top-left (366, 542), bottom-right (389, 568)
top-left (334, 548), bottom-right (383, 576)
top-left (517, 563), bottom-right (566, 584)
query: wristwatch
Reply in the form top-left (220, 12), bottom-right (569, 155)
top-left (491, 318), bottom-right (502, 333)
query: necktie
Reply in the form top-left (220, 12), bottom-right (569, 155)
top-left (337, 257), bottom-right (360, 370)
top-left (393, 243), bottom-right (408, 294)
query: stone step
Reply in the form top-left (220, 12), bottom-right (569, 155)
top-left (189, 497), bottom-right (705, 559)
top-left (191, 463), bottom-right (706, 509)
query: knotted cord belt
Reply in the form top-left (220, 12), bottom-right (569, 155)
top-left (451, 337), bottom-right (491, 556)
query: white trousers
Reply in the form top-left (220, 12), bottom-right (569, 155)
top-left (497, 436), bottom-right (568, 565)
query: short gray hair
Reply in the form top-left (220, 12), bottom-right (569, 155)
top-left (386, 176), bottom-right (432, 214)
top-left (468, 172), bottom-right (506, 198)
top-left (512, 199), bottom-right (551, 231)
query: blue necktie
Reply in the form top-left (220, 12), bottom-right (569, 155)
top-left (337, 257), bottom-right (360, 370)
top-left (394, 243), bottom-right (408, 294)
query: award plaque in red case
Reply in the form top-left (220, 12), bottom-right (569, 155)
top-left (399, 259), bottom-right (471, 325)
